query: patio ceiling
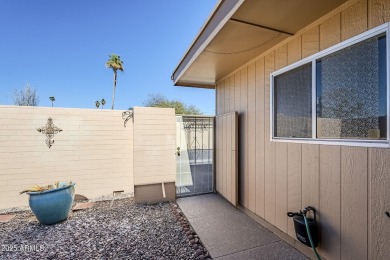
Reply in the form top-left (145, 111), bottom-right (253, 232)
top-left (172, 0), bottom-right (348, 89)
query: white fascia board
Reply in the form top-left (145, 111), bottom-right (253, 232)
top-left (172, 0), bottom-right (245, 86)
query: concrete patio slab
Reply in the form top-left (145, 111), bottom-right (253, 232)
top-left (215, 241), bottom-right (307, 260)
top-left (0, 214), bottom-right (16, 223)
top-left (176, 193), bottom-right (235, 219)
top-left (73, 202), bottom-right (94, 211)
top-left (177, 194), bottom-right (307, 259)
top-left (188, 207), bottom-right (279, 257)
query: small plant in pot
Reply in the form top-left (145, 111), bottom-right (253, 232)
top-left (20, 181), bottom-right (76, 225)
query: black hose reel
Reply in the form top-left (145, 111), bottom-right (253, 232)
top-left (287, 206), bottom-right (319, 248)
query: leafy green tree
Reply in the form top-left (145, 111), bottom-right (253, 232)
top-left (106, 54), bottom-right (124, 110)
top-left (101, 98), bottom-right (106, 109)
top-left (12, 83), bottom-right (40, 106)
top-left (95, 100), bottom-right (100, 109)
top-left (143, 94), bottom-right (202, 115)
top-left (49, 96), bottom-right (55, 107)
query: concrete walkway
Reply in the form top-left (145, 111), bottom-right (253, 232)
top-left (177, 194), bottom-right (307, 259)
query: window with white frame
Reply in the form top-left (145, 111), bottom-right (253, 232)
top-left (271, 23), bottom-right (388, 146)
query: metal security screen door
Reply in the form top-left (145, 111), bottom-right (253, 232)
top-left (176, 116), bottom-right (214, 197)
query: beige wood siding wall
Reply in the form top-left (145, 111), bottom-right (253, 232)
top-left (216, 112), bottom-right (238, 206)
top-left (133, 107), bottom-right (176, 185)
top-left (0, 106), bottom-right (133, 209)
top-left (215, 0), bottom-right (390, 259)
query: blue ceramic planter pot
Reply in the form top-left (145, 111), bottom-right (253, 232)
top-left (28, 183), bottom-right (75, 225)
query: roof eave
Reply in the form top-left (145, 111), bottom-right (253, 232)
top-left (171, 0), bottom-right (245, 86)
top-left (174, 80), bottom-right (215, 89)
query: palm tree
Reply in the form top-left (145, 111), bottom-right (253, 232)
top-left (101, 98), bottom-right (106, 109)
top-left (105, 54), bottom-right (124, 110)
top-left (49, 96), bottom-right (55, 107)
top-left (95, 100), bottom-right (100, 109)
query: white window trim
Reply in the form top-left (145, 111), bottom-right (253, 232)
top-left (270, 22), bottom-right (390, 148)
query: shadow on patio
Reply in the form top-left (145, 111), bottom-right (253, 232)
top-left (178, 194), bottom-right (307, 259)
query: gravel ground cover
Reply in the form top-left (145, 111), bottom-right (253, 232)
top-left (0, 198), bottom-right (201, 260)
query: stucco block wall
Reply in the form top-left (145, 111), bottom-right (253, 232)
top-left (215, 0), bottom-right (390, 259)
top-left (0, 106), bottom-right (134, 210)
top-left (133, 107), bottom-right (176, 185)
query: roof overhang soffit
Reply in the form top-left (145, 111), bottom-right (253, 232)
top-left (172, 0), bottom-right (348, 89)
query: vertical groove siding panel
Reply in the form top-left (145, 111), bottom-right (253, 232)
top-left (220, 81), bottom-right (225, 115)
top-left (215, 115), bottom-right (218, 193)
top-left (287, 36), bottom-right (302, 65)
top-left (217, 116), bottom-right (222, 193)
top-left (216, 84), bottom-right (221, 194)
top-left (218, 118), bottom-right (222, 193)
top-left (302, 26), bottom-right (320, 58)
top-left (220, 116), bottom-right (223, 194)
top-left (220, 82), bottom-right (225, 195)
top-left (226, 114), bottom-right (232, 202)
top-left (340, 147), bottom-right (367, 260)
top-left (275, 142), bottom-right (288, 233)
top-left (216, 85), bottom-right (220, 116)
top-left (221, 116), bottom-right (225, 194)
top-left (341, 0), bottom-right (368, 41)
top-left (225, 78), bottom-right (230, 113)
top-left (255, 58), bottom-right (265, 218)
top-left (232, 112), bottom-right (238, 206)
top-left (320, 14), bottom-right (341, 50)
top-left (369, 149), bottom-right (390, 259)
top-left (286, 34), bottom-right (303, 236)
top-left (234, 71), bottom-right (243, 203)
top-left (368, 148), bottom-right (372, 260)
top-left (222, 115), bottom-right (225, 196)
top-left (240, 67), bottom-right (248, 207)
top-left (218, 83), bottom-right (224, 116)
top-left (216, 112), bottom-right (238, 206)
top-left (338, 4), bottom-right (367, 258)
top-left (234, 72), bottom-right (241, 114)
top-left (247, 63), bottom-right (256, 212)
top-left (287, 143), bottom-right (302, 237)
top-left (234, 72), bottom-right (241, 203)
top-left (286, 32), bottom-right (303, 237)
top-left (274, 45), bottom-right (288, 232)
top-left (264, 52), bottom-right (276, 224)
top-left (230, 76), bottom-right (235, 111)
top-left (217, 115), bottom-right (222, 196)
top-left (275, 45), bottom-right (288, 70)
top-left (319, 145), bottom-right (341, 260)
top-left (301, 144), bottom-right (320, 214)
top-left (222, 114), bottom-right (227, 197)
top-left (368, 0), bottom-right (390, 29)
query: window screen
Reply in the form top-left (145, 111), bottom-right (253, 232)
top-left (274, 63), bottom-right (312, 138)
top-left (316, 33), bottom-right (387, 139)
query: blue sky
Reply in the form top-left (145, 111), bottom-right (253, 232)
top-left (0, 1), bottom-right (217, 114)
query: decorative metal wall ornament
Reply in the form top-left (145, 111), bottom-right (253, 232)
top-left (122, 110), bottom-right (134, 127)
top-left (37, 117), bottom-right (62, 148)
top-left (183, 118), bottom-right (211, 133)
top-left (182, 117), bottom-right (213, 160)
top-left (188, 138), bottom-right (209, 159)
